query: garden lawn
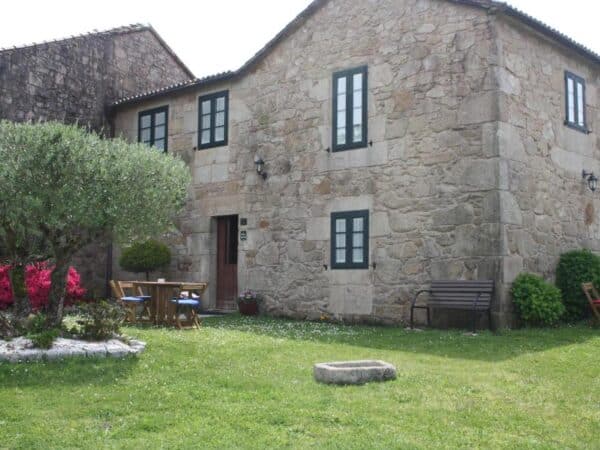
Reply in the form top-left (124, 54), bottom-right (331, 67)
top-left (0, 316), bottom-right (598, 449)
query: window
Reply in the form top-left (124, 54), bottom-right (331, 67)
top-left (198, 91), bottom-right (229, 149)
top-left (138, 106), bottom-right (168, 152)
top-left (331, 210), bottom-right (369, 269)
top-left (565, 71), bottom-right (587, 132)
top-left (332, 66), bottom-right (368, 151)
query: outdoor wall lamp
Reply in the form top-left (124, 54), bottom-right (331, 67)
top-left (254, 155), bottom-right (268, 180)
top-left (582, 170), bottom-right (598, 192)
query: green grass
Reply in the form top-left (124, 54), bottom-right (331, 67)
top-left (0, 315), bottom-right (598, 449)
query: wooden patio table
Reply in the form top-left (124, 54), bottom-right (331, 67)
top-left (132, 281), bottom-right (208, 326)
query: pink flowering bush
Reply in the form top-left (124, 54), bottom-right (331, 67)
top-left (0, 263), bottom-right (86, 310)
top-left (0, 266), bottom-right (12, 309)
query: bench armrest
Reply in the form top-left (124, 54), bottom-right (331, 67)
top-left (411, 290), bottom-right (432, 307)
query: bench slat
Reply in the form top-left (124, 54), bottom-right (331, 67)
top-left (430, 292), bottom-right (493, 297)
top-left (430, 286), bottom-right (494, 293)
top-left (431, 283), bottom-right (493, 287)
top-left (423, 280), bottom-right (494, 309)
top-left (428, 303), bottom-right (491, 311)
top-left (431, 297), bottom-right (491, 304)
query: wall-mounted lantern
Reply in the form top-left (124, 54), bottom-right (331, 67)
top-left (582, 170), bottom-right (598, 192)
top-left (254, 155), bottom-right (268, 180)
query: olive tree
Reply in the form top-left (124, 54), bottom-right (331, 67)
top-left (0, 121), bottom-right (191, 326)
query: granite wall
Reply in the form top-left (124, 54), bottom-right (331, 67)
top-left (492, 16), bottom-right (599, 321)
top-left (114, 0), bottom-right (507, 325)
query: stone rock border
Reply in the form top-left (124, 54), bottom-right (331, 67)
top-left (314, 360), bottom-right (397, 385)
top-left (0, 337), bottom-right (146, 363)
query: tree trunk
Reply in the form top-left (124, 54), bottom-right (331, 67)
top-left (46, 261), bottom-right (69, 327)
top-left (9, 264), bottom-right (30, 319)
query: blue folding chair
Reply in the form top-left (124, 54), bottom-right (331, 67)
top-left (110, 280), bottom-right (151, 323)
top-left (170, 284), bottom-right (204, 329)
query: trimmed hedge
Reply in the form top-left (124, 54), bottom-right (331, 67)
top-left (119, 240), bottom-right (171, 280)
top-left (555, 249), bottom-right (600, 321)
top-left (511, 273), bottom-right (565, 326)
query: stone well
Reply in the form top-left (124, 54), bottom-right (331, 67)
top-left (313, 360), bottom-right (397, 385)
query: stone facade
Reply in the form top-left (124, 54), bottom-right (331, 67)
top-left (112, 0), bottom-right (598, 327)
top-left (0, 25), bottom-right (194, 297)
top-left (493, 16), bottom-right (599, 319)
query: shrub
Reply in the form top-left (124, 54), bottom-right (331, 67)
top-left (511, 273), bottom-right (565, 326)
top-left (0, 264), bottom-right (86, 310)
top-left (0, 266), bottom-right (12, 309)
top-left (28, 328), bottom-right (61, 349)
top-left (25, 312), bottom-right (48, 334)
top-left (25, 313), bottom-right (60, 349)
top-left (555, 249), bottom-right (600, 321)
top-left (75, 301), bottom-right (126, 341)
top-left (119, 240), bottom-right (171, 280)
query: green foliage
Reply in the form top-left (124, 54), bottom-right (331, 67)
top-left (75, 301), bottom-right (126, 341)
top-left (25, 312), bottom-right (48, 335)
top-left (23, 312), bottom-right (60, 348)
top-left (0, 121), bottom-right (191, 325)
top-left (511, 273), bottom-right (565, 326)
top-left (555, 249), bottom-right (600, 321)
top-left (28, 328), bottom-right (60, 349)
top-left (119, 240), bottom-right (171, 278)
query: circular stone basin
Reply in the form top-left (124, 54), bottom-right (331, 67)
top-left (314, 360), bottom-right (397, 385)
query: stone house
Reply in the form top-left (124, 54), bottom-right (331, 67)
top-left (0, 24), bottom-right (195, 295)
top-left (111, 0), bottom-right (599, 327)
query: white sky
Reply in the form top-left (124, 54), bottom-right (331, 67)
top-left (0, 0), bottom-right (598, 78)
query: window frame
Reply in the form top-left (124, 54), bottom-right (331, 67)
top-left (138, 105), bottom-right (169, 153)
top-left (564, 71), bottom-right (588, 133)
top-left (332, 66), bottom-right (368, 152)
top-left (330, 210), bottom-right (369, 270)
top-left (197, 90), bottom-right (229, 149)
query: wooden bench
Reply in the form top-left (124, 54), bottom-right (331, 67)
top-left (410, 280), bottom-right (495, 332)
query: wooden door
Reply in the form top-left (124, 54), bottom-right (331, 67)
top-left (216, 215), bottom-right (238, 309)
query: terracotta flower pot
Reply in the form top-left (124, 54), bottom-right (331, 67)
top-left (238, 301), bottom-right (259, 316)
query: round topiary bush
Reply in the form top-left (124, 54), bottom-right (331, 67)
top-left (555, 249), bottom-right (600, 321)
top-left (511, 273), bottom-right (565, 326)
top-left (119, 240), bottom-right (171, 280)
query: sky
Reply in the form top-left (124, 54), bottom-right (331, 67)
top-left (0, 0), bottom-right (598, 78)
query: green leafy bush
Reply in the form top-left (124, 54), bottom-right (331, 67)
top-left (511, 273), bottom-right (565, 326)
top-left (75, 301), bottom-right (126, 341)
top-left (555, 249), bottom-right (600, 321)
top-left (119, 240), bottom-right (171, 280)
top-left (25, 312), bottom-right (48, 334)
top-left (29, 328), bottom-right (60, 349)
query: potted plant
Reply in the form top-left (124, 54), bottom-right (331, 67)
top-left (236, 290), bottom-right (262, 316)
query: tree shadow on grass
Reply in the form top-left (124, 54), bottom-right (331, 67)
top-left (0, 355), bottom-right (138, 388)
top-left (202, 314), bottom-right (598, 362)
